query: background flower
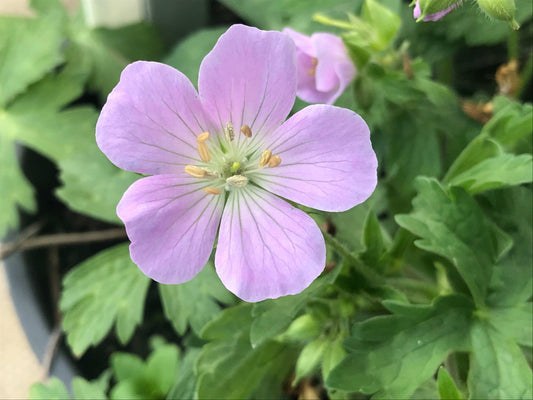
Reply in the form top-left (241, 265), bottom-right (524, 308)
top-left (283, 28), bottom-right (356, 105)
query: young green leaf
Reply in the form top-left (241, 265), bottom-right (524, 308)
top-left (166, 348), bottom-right (201, 400)
top-left (448, 153), bottom-right (532, 194)
top-left (294, 338), bottom-right (328, 383)
top-left (60, 244), bottom-right (151, 356)
top-left (111, 342), bottom-right (180, 400)
top-left (159, 264), bottom-right (235, 336)
top-left (326, 295), bottom-right (474, 399)
top-left (437, 367), bottom-right (463, 399)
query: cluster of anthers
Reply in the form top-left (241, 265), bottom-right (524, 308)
top-left (184, 122), bottom-right (282, 195)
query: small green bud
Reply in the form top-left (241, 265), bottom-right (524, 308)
top-left (476, 0), bottom-right (519, 28)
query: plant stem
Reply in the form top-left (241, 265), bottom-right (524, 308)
top-left (322, 230), bottom-right (384, 286)
top-left (0, 228), bottom-right (127, 259)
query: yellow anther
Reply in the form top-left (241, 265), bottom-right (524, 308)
top-left (307, 57), bottom-right (318, 76)
top-left (226, 175), bottom-right (248, 188)
top-left (197, 141), bottom-right (211, 162)
top-left (268, 155), bottom-right (281, 168)
top-left (258, 149), bottom-right (272, 168)
top-left (184, 165), bottom-right (207, 178)
top-left (224, 122), bottom-right (235, 141)
top-left (240, 125), bottom-right (252, 138)
top-left (204, 187), bottom-right (222, 195)
top-left (197, 131), bottom-right (210, 142)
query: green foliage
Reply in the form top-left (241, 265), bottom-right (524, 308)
top-left (396, 178), bottom-right (500, 305)
top-left (468, 321), bottom-right (533, 399)
top-left (60, 244), bottom-right (151, 356)
top-left (0, 0), bottom-right (64, 107)
top-left (327, 295), bottom-right (474, 398)
top-left (196, 303), bottom-right (298, 399)
top-left (110, 339), bottom-right (179, 399)
top-left (159, 264), bottom-right (235, 336)
top-left (56, 147), bottom-right (138, 224)
top-left (29, 378), bottom-right (70, 400)
top-left (437, 367), bottom-right (464, 399)
top-left (164, 27), bottom-right (228, 86)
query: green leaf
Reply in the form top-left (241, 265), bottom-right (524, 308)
top-left (327, 295), bottom-right (474, 398)
top-left (487, 302), bottom-right (533, 347)
top-left (72, 377), bottom-right (107, 399)
top-left (295, 338), bottom-right (327, 382)
top-left (468, 321), bottom-right (533, 399)
top-left (361, 0), bottom-right (401, 50)
top-left (218, 0), bottom-right (356, 31)
top-left (60, 244), bottom-right (151, 356)
top-left (0, 1), bottom-right (64, 107)
top-left (483, 187), bottom-right (532, 306)
top-left (111, 341), bottom-right (180, 400)
top-left (0, 41), bottom-right (94, 235)
top-left (164, 27), bottom-right (227, 86)
top-left (197, 303), bottom-right (297, 399)
top-left (448, 153), bottom-right (532, 194)
top-left (396, 178), bottom-right (497, 305)
top-left (29, 377), bottom-right (70, 400)
top-left (437, 367), bottom-right (463, 399)
top-left (56, 146), bottom-right (139, 224)
top-left (0, 135), bottom-right (35, 236)
top-left (166, 348), bottom-right (201, 400)
top-left (250, 265), bottom-right (341, 347)
top-left (445, 97), bottom-right (533, 182)
top-left (159, 264), bottom-right (234, 336)
top-left (68, 15), bottom-right (164, 97)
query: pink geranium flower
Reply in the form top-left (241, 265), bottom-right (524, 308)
top-left (283, 28), bottom-right (356, 105)
top-left (96, 25), bottom-right (377, 302)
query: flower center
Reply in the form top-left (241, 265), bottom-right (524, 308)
top-left (183, 122), bottom-right (282, 195)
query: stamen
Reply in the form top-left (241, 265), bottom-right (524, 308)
top-left (307, 57), bottom-right (318, 76)
top-left (197, 131), bottom-right (210, 142)
top-left (226, 175), bottom-right (248, 187)
top-left (224, 122), bottom-right (235, 141)
top-left (204, 187), bottom-right (222, 195)
top-left (184, 165), bottom-right (206, 178)
top-left (258, 149), bottom-right (272, 168)
top-left (240, 125), bottom-right (252, 138)
top-left (268, 155), bottom-right (281, 168)
top-left (197, 141), bottom-right (211, 162)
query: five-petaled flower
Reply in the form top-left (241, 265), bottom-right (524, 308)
top-left (96, 24), bottom-right (377, 302)
top-left (283, 28), bottom-right (356, 105)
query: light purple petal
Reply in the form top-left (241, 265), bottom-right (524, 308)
top-left (313, 33), bottom-right (355, 104)
top-left (283, 27), bottom-right (315, 56)
top-left (198, 24), bottom-right (296, 142)
top-left (96, 61), bottom-right (212, 175)
top-left (215, 185), bottom-right (325, 302)
top-left (253, 105), bottom-right (377, 212)
top-left (117, 174), bottom-right (224, 284)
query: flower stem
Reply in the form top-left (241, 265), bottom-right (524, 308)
top-left (0, 228), bottom-right (127, 259)
top-left (322, 230), bottom-right (384, 286)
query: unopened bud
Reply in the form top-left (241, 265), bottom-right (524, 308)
top-left (476, 0), bottom-right (518, 28)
